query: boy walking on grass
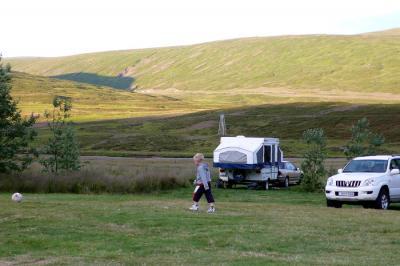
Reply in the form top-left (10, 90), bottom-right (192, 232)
top-left (189, 153), bottom-right (216, 213)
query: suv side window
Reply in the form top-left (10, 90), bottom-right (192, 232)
top-left (390, 159), bottom-right (400, 170)
top-left (394, 159), bottom-right (400, 169)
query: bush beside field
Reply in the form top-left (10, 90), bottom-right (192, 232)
top-left (0, 157), bottom-right (346, 194)
top-left (0, 160), bottom-right (194, 193)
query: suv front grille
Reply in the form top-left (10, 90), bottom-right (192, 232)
top-left (336, 180), bottom-right (361, 187)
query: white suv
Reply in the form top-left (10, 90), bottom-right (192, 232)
top-left (325, 155), bottom-right (400, 210)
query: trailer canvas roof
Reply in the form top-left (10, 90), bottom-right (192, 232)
top-left (216, 136), bottom-right (279, 153)
top-left (213, 136), bottom-right (282, 169)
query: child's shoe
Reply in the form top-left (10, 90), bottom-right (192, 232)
top-left (189, 204), bottom-right (199, 211)
top-left (207, 206), bottom-right (215, 213)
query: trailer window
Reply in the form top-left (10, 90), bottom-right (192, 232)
top-left (264, 146), bottom-right (271, 163)
top-left (219, 151), bottom-right (247, 163)
top-left (256, 147), bottom-right (263, 164)
top-left (277, 148), bottom-right (282, 163)
top-left (271, 145), bottom-right (275, 163)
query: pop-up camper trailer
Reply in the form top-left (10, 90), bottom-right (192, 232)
top-left (213, 136), bottom-right (283, 190)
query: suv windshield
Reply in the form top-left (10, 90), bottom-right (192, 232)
top-left (343, 159), bottom-right (388, 173)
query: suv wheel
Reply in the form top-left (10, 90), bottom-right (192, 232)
top-left (374, 188), bottom-right (390, 210)
top-left (327, 199), bottom-right (342, 208)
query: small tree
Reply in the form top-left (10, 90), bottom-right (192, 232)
top-left (301, 128), bottom-right (326, 192)
top-left (40, 96), bottom-right (80, 173)
top-left (0, 57), bottom-right (37, 173)
top-left (59, 126), bottom-right (80, 170)
top-left (344, 117), bottom-right (384, 159)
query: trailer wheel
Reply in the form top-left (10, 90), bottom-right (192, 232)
top-left (223, 181), bottom-right (233, 189)
top-left (265, 179), bottom-right (270, 190)
top-left (216, 179), bottom-right (224, 189)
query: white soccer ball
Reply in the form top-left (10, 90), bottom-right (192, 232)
top-left (11, 193), bottom-right (23, 203)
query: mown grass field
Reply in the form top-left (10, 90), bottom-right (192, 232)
top-left (2, 189), bottom-right (400, 265)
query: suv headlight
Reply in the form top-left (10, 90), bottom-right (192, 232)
top-left (363, 178), bottom-right (375, 186)
top-left (327, 177), bottom-right (334, 186)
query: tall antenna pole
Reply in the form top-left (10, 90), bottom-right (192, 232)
top-left (218, 113), bottom-right (226, 136)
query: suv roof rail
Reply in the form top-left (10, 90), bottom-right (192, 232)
top-left (392, 154), bottom-right (400, 157)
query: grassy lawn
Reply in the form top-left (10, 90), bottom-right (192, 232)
top-left (1, 188), bottom-right (400, 265)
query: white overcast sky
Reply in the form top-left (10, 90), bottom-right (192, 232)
top-left (2, 0), bottom-right (400, 57)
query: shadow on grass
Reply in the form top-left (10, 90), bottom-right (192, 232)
top-left (389, 204), bottom-right (400, 210)
top-left (53, 72), bottom-right (135, 90)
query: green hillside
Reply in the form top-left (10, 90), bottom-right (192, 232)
top-left (6, 30), bottom-right (400, 157)
top-left (7, 32), bottom-right (400, 94)
top-left (363, 27), bottom-right (400, 36)
top-left (10, 72), bottom-right (194, 122)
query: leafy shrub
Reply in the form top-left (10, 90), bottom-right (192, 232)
top-left (344, 117), bottom-right (385, 159)
top-left (40, 96), bottom-right (80, 173)
top-left (301, 128), bottom-right (327, 192)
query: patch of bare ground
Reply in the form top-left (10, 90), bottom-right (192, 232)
top-left (117, 56), bottom-right (156, 78)
top-left (138, 87), bottom-right (183, 94)
top-left (318, 104), bottom-right (362, 115)
top-left (150, 60), bottom-right (176, 73)
top-left (230, 110), bottom-right (248, 116)
top-left (0, 255), bottom-right (116, 266)
top-left (246, 87), bottom-right (400, 103)
top-left (0, 255), bottom-right (61, 265)
top-left (240, 251), bottom-right (301, 262)
top-left (183, 135), bottom-right (208, 141)
top-left (117, 66), bottom-right (136, 77)
top-left (100, 223), bottom-right (140, 235)
top-left (223, 58), bottom-right (241, 66)
top-left (138, 85), bottom-right (400, 104)
top-left (185, 120), bottom-right (217, 130)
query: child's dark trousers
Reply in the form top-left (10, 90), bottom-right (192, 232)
top-left (193, 182), bottom-right (215, 203)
